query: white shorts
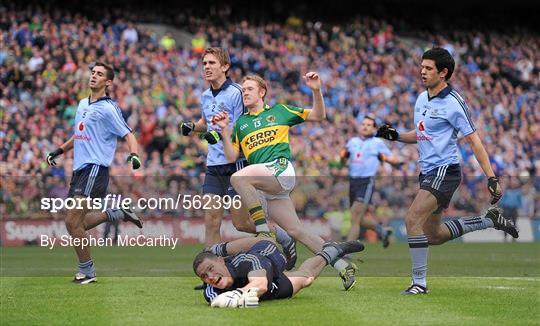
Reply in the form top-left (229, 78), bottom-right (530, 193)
top-left (260, 158), bottom-right (296, 200)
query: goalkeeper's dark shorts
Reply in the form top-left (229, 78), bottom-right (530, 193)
top-left (249, 241), bottom-right (293, 301)
top-left (419, 164), bottom-right (461, 214)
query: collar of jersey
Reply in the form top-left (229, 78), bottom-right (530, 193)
top-left (210, 78), bottom-right (232, 97)
top-left (427, 84), bottom-right (453, 101)
top-left (88, 95), bottom-right (111, 104)
top-left (247, 103), bottom-right (271, 116)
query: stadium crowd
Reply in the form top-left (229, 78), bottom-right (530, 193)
top-left (0, 4), bottom-right (538, 220)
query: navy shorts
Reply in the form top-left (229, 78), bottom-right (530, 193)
top-left (419, 164), bottom-right (461, 213)
top-left (68, 164), bottom-right (109, 198)
top-left (349, 176), bottom-right (375, 205)
top-left (203, 160), bottom-right (247, 197)
top-left (250, 241), bottom-right (293, 300)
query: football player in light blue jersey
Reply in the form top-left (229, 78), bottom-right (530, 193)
top-left (376, 47), bottom-right (518, 295)
top-left (46, 62), bottom-right (143, 284)
top-left (179, 49), bottom-right (296, 289)
top-left (340, 116), bottom-right (401, 247)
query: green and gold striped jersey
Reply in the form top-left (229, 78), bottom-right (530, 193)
top-left (231, 103), bottom-right (311, 164)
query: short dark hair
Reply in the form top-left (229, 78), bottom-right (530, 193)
top-left (193, 251), bottom-right (218, 275)
top-left (90, 61), bottom-right (115, 81)
top-left (422, 47), bottom-right (455, 80)
top-left (364, 116), bottom-right (377, 128)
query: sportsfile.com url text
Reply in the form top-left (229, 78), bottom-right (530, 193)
top-left (40, 194), bottom-right (242, 213)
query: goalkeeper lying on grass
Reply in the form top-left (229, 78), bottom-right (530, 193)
top-left (193, 237), bottom-right (364, 308)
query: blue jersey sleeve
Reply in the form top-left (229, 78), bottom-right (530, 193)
top-left (447, 95), bottom-right (475, 136)
top-left (203, 284), bottom-right (222, 303)
top-left (377, 138), bottom-right (392, 156)
top-left (105, 102), bottom-right (131, 137)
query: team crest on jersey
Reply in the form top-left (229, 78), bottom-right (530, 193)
top-left (218, 102), bottom-right (227, 112)
top-left (78, 121), bottom-right (84, 131)
top-left (266, 115), bottom-right (276, 123)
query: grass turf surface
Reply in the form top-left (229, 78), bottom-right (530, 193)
top-left (1, 243), bottom-right (539, 325)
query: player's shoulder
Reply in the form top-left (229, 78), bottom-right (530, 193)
top-left (445, 88), bottom-right (468, 108)
top-left (347, 136), bottom-right (361, 145)
top-left (229, 82), bottom-right (243, 96)
top-left (78, 97), bottom-right (89, 107)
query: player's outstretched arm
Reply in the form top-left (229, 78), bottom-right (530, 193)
top-left (304, 72), bottom-right (326, 121)
top-left (214, 112), bottom-right (240, 163)
top-left (46, 136), bottom-right (74, 166)
top-left (464, 131), bottom-right (502, 204)
top-left (239, 270), bottom-right (268, 297)
top-left (397, 130), bottom-right (417, 143)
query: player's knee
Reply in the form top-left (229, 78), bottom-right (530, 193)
top-left (232, 219), bottom-right (254, 233)
top-left (284, 226), bottom-right (305, 241)
top-left (230, 173), bottom-right (244, 189)
top-left (65, 215), bottom-right (83, 234)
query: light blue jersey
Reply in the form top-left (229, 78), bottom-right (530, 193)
top-left (346, 136), bottom-right (391, 177)
top-left (72, 96), bottom-right (131, 171)
top-left (414, 85), bottom-right (475, 173)
top-left (201, 78), bottom-right (245, 166)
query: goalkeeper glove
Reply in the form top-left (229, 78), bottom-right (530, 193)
top-left (46, 148), bottom-right (64, 166)
top-left (238, 288), bottom-right (259, 308)
top-left (375, 124), bottom-right (399, 141)
top-left (210, 289), bottom-right (243, 308)
top-left (180, 121), bottom-right (195, 136)
top-left (127, 153), bottom-right (141, 170)
top-left (202, 130), bottom-right (222, 145)
top-left (487, 177), bottom-right (502, 205)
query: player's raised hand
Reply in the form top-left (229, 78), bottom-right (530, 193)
top-left (487, 177), bottom-right (503, 204)
top-left (376, 124), bottom-right (399, 141)
top-left (212, 112), bottom-right (229, 129)
top-left (303, 72), bottom-right (321, 91)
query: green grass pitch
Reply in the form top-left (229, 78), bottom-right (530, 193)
top-left (1, 242), bottom-right (539, 325)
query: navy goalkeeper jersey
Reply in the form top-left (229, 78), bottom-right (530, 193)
top-left (203, 241), bottom-right (290, 303)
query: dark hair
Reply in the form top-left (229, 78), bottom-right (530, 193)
top-left (364, 116), bottom-right (377, 128)
top-left (90, 61), bottom-right (115, 81)
top-left (193, 251), bottom-right (218, 275)
top-left (422, 47), bottom-right (455, 80)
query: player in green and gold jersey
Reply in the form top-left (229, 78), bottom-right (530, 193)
top-left (213, 73), bottom-right (359, 291)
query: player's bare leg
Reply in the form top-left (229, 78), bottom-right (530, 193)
top-left (230, 205), bottom-right (256, 234)
top-left (268, 198), bottom-right (359, 290)
top-left (204, 202), bottom-right (224, 246)
top-left (230, 164), bottom-right (283, 233)
top-left (85, 208), bottom-right (143, 231)
top-left (268, 198), bottom-right (324, 252)
top-left (401, 190), bottom-right (439, 294)
top-left (286, 240), bottom-right (365, 295)
top-left (65, 200), bottom-right (96, 284)
top-left (346, 201), bottom-right (368, 241)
